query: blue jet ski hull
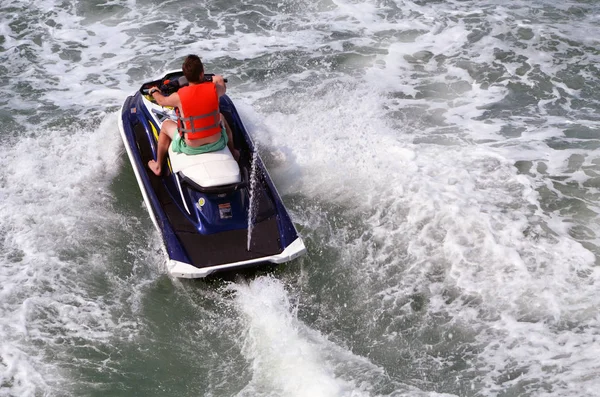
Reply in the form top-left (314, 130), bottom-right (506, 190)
top-left (118, 71), bottom-right (305, 278)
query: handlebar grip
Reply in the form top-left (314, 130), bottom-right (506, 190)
top-left (203, 74), bottom-right (228, 83)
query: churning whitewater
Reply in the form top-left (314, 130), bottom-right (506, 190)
top-left (1, 0), bottom-right (600, 396)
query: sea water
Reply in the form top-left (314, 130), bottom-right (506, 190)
top-left (1, 0), bottom-right (599, 396)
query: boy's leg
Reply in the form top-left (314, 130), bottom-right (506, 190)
top-left (221, 114), bottom-right (240, 161)
top-left (148, 120), bottom-right (177, 176)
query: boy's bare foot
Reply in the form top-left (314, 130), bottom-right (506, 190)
top-left (148, 159), bottom-right (161, 176)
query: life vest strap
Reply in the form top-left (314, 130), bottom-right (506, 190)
top-left (179, 110), bottom-right (220, 134)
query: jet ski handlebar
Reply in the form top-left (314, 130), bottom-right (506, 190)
top-left (141, 74), bottom-right (228, 96)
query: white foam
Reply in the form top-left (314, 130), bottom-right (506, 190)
top-left (229, 2), bottom-right (600, 395)
top-left (0, 113), bottom-right (148, 394)
top-left (230, 277), bottom-right (371, 397)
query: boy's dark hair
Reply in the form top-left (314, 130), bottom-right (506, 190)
top-left (182, 54), bottom-right (204, 83)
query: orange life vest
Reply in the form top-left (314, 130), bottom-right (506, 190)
top-left (177, 82), bottom-right (221, 140)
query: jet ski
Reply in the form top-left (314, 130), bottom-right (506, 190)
top-left (118, 70), bottom-right (305, 278)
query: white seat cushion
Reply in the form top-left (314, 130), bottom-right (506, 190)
top-left (168, 145), bottom-right (241, 187)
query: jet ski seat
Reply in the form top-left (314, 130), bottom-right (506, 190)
top-left (168, 145), bottom-right (242, 190)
